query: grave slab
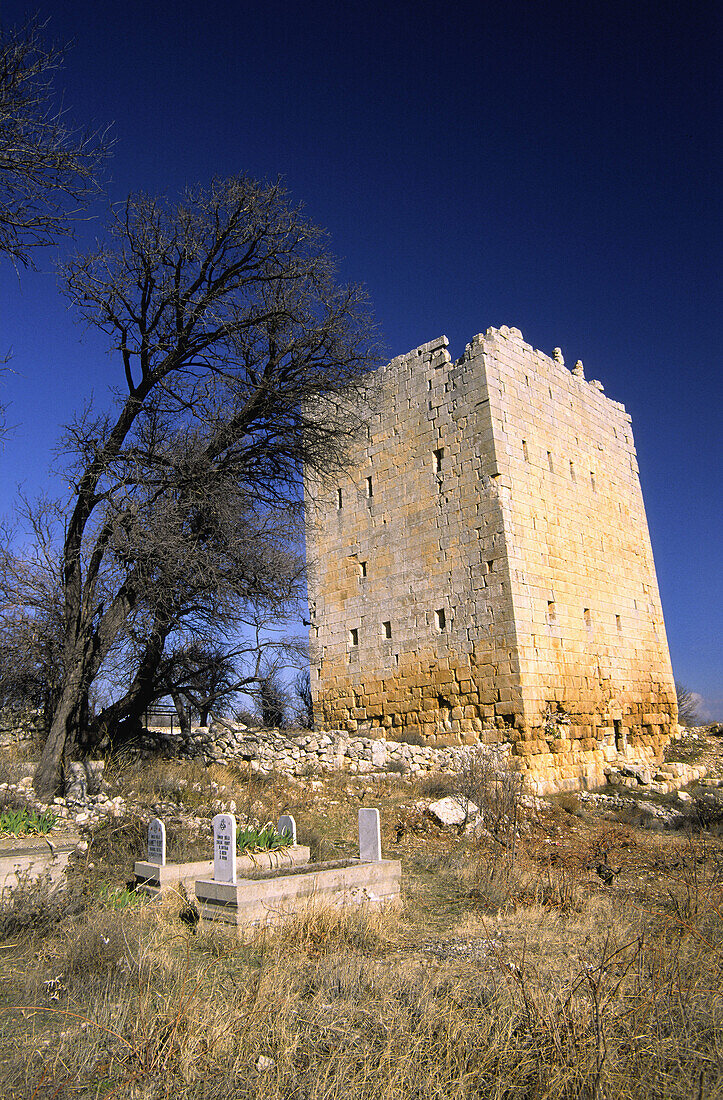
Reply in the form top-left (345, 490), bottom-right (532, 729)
top-left (134, 846), bottom-right (311, 898)
top-left (358, 807), bottom-right (382, 861)
top-left (147, 818), bottom-right (166, 865)
top-left (195, 857), bottom-right (401, 934)
top-left (277, 814), bottom-right (296, 844)
top-left (0, 831), bottom-right (81, 892)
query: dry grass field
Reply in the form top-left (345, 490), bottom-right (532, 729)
top-left (2, 746), bottom-right (723, 1099)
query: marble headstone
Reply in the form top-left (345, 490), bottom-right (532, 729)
top-left (358, 807), bottom-right (382, 862)
top-left (147, 818), bottom-right (166, 865)
top-left (213, 812), bottom-right (237, 884)
top-left (277, 814), bottom-right (297, 844)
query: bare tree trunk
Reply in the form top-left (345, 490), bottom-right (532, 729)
top-left (85, 619), bottom-right (170, 749)
top-left (33, 662), bottom-right (87, 796)
top-left (34, 593), bottom-right (135, 795)
top-left (170, 690), bottom-right (190, 737)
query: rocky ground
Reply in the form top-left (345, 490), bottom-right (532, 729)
top-left (3, 725), bottom-right (723, 1098)
top-left (2, 727), bottom-right (723, 1098)
top-left (1, 723), bottom-right (722, 852)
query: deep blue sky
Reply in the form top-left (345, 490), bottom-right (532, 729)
top-left (1, 1), bottom-right (721, 717)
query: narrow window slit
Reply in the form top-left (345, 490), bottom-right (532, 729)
top-left (614, 720), bottom-right (625, 751)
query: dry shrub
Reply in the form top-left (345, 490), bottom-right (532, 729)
top-left (456, 751), bottom-right (523, 848)
top-left (393, 729), bottom-right (426, 747)
top-left (254, 898), bottom-right (401, 958)
top-left (453, 837), bottom-right (585, 915)
top-left (551, 790), bottom-right (582, 815)
top-left (302, 825), bottom-right (336, 863)
top-left (0, 871), bottom-right (88, 941)
top-left (59, 907), bottom-right (145, 981)
top-left (4, 886), bottom-right (723, 1099)
top-left (87, 813), bottom-right (147, 874)
top-left (419, 772), bottom-right (457, 798)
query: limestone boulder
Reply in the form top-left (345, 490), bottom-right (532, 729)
top-left (427, 796), bottom-right (479, 826)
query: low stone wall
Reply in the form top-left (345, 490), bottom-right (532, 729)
top-left (0, 723), bottom-right (37, 752)
top-left (129, 720), bottom-right (679, 794)
top-left (0, 831), bottom-right (81, 891)
top-left (135, 720), bottom-right (514, 778)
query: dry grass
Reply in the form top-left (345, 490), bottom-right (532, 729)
top-left (2, 878), bottom-right (723, 1099)
top-left (2, 761), bottom-right (723, 1098)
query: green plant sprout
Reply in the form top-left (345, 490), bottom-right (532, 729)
top-left (0, 807), bottom-right (57, 836)
top-left (236, 822), bottom-right (293, 854)
top-left (96, 883), bottom-right (146, 910)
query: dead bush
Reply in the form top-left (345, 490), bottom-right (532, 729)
top-left (392, 729), bottom-right (426, 747)
top-left (453, 752), bottom-right (524, 883)
top-left (87, 814), bottom-right (147, 874)
top-left (551, 790), bottom-right (582, 816)
top-left (0, 871), bottom-right (88, 941)
top-left (53, 908), bottom-right (140, 982)
top-left (255, 899), bottom-right (400, 958)
top-left (419, 772), bottom-right (457, 799)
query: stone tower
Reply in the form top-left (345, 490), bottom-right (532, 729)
top-left (304, 326), bottom-right (677, 791)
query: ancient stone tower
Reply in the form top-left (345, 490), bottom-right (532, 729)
top-left (304, 326), bottom-right (678, 791)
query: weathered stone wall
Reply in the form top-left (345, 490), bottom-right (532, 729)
top-left (304, 326), bottom-right (678, 792)
top-left (305, 334), bottom-right (520, 745)
top-left (479, 327), bottom-right (677, 786)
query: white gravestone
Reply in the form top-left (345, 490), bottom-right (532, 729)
top-left (277, 814), bottom-right (297, 844)
top-left (358, 807), bottom-right (382, 862)
top-left (147, 818), bottom-right (166, 865)
top-left (213, 813), bottom-right (237, 884)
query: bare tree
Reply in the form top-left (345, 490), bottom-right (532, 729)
top-left (0, 497), bottom-right (65, 728)
top-left (0, 15), bottom-right (107, 267)
top-left (88, 584), bottom-right (306, 747)
top-left (293, 667), bottom-right (314, 728)
top-left (257, 668), bottom-right (290, 729)
top-left (28, 177), bottom-right (377, 796)
top-left (676, 682), bottom-right (702, 728)
top-left (164, 643), bottom-right (247, 729)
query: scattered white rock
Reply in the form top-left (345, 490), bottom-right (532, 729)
top-left (427, 796), bottom-right (479, 826)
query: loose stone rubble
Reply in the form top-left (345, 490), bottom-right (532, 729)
top-left (0, 724), bottom-right (719, 844)
top-left (131, 719), bottom-right (514, 777)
